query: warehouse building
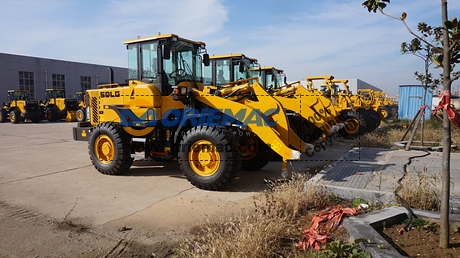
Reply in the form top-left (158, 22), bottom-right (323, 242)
top-left (0, 53), bottom-right (128, 103)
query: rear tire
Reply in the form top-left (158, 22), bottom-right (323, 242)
top-left (178, 126), bottom-right (241, 190)
top-left (0, 109), bottom-right (7, 123)
top-left (46, 107), bottom-right (59, 122)
top-left (365, 109), bottom-right (381, 131)
top-left (10, 110), bottom-right (20, 124)
top-left (89, 122), bottom-right (133, 175)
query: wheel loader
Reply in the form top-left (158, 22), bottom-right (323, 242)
top-left (0, 90), bottom-right (43, 123)
top-left (73, 33), bottom-right (307, 190)
top-left (253, 66), bottom-right (346, 143)
top-left (43, 89), bottom-right (79, 122)
top-left (357, 89), bottom-right (392, 121)
top-left (204, 54), bottom-right (343, 144)
top-left (75, 91), bottom-right (88, 122)
top-left (368, 90), bottom-right (394, 119)
top-left (329, 79), bottom-right (382, 132)
top-left (306, 77), bottom-right (374, 139)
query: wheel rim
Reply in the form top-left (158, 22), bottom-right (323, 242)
top-left (47, 110), bottom-right (52, 119)
top-left (94, 135), bottom-right (115, 165)
top-left (381, 109), bottom-right (388, 118)
top-left (188, 140), bottom-right (220, 177)
top-left (240, 136), bottom-right (258, 160)
top-left (10, 112), bottom-right (15, 122)
top-left (344, 118), bottom-right (360, 134)
top-left (77, 111), bottom-right (83, 121)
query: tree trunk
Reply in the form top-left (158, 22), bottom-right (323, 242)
top-left (439, 0), bottom-right (451, 249)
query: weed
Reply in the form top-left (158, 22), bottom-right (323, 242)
top-left (399, 167), bottom-right (441, 211)
top-left (308, 239), bottom-right (371, 258)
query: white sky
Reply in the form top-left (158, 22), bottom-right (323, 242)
top-left (1, 0), bottom-right (459, 96)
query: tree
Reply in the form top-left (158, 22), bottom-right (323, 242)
top-left (401, 24), bottom-right (441, 145)
top-left (362, 0), bottom-right (460, 248)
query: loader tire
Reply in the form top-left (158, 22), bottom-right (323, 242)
top-left (338, 111), bottom-right (367, 139)
top-left (10, 110), bottom-right (20, 124)
top-left (0, 109), bottom-right (7, 123)
top-left (89, 122), bottom-right (133, 175)
top-left (76, 109), bottom-right (86, 122)
top-left (380, 106), bottom-right (392, 119)
top-left (178, 126), bottom-right (241, 190)
top-left (31, 114), bottom-right (41, 123)
top-left (46, 107), bottom-right (59, 122)
top-left (240, 134), bottom-right (273, 171)
top-left (365, 109), bottom-right (381, 131)
top-left (288, 115), bottom-right (318, 143)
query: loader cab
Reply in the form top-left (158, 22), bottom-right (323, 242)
top-left (254, 66), bottom-right (285, 93)
top-left (7, 90), bottom-right (30, 102)
top-left (124, 33), bottom-right (210, 95)
top-left (75, 92), bottom-right (84, 103)
top-left (204, 54), bottom-right (259, 87)
top-left (45, 89), bottom-right (66, 100)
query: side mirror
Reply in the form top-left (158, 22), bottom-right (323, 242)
top-left (203, 54), bottom-right (210, 66)
top-left (284, 76), bottom-right (287, 85)
top-left (271, 74), bottom-right (275, 82)
top-left (239, 62), bottom-right (245, 73)
top-left (162, 44), bottom-right (170, 60)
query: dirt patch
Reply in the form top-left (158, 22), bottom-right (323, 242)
top-left (379, 221), bottom-right (460, 257)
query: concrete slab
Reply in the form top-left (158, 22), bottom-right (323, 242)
top-left (311, 147), bottom-right (460, 210)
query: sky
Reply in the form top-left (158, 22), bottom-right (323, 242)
top-left (1, 0), bottom-right (460, 96)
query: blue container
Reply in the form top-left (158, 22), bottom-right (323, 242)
top-left (398, 85), bottom-right (433, 120)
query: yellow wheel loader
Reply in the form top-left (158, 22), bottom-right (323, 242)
top-left (72, 34), bottom-right (306, 190)
top-left (44, 89), bottom-right (79, 122)
top-left (254, 66), bottom-right (346, 143)
top-left (357, 89), bottom-right (392, 121)
top-left (205, 55), bottom-right (343, 145)
top-left (75, 91), bottom-right (88, 122)
top-left (0, 90), bottom-right (43, 123)
top-left (371, 90), bottom-right (394, 119)
top-left (330, 79), bottom-right (381, 132)
top-left (307, 77), bottom-right (373, 139)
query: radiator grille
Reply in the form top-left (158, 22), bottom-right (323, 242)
top-left (91, 97), bottom-right (98, 124)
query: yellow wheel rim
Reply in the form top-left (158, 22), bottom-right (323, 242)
top-left (77, 111), bottom-right (83, 120)
top-left (344, 118), bottom-right (360, 134)
top-left (188, 140), bottom-right (220, 177)
top-left (94, 135), bottom-right (115, 165)
top-left (240, 136), bottom-right (258, 160)
top-left (10, 113), bottom-right (15, 121)
top-left (381, 109), bottom-right (387, 118)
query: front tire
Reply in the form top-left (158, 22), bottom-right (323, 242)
top-left (239, 134), bottom-right (273, 171)
top-left (178, 126), bottom-right (241, 190)
top-left (89, 122), bottom-right (133, 175)
top-left (338, 110), bottom-right (367, 139)
top-left (76, 109), bottom-right (86, 122)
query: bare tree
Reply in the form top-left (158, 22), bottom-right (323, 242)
top-left (362, 0), bottom-right (460, 248)
top-left (401, 25), bottom-right (441, 145)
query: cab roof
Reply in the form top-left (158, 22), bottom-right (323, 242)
top-left (123, 33), bottom-right (206, 46)
top-left (210, 53), bottom-right (258, 63)
top-left (253, 66), bottom-right (284, 73)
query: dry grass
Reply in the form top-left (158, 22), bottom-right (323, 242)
top-left (398, 167), bottom-right (441, 211)
top-left (177, 174), bottom-right (339, 258)
top-left (353, 117), bottom-right (460, 149)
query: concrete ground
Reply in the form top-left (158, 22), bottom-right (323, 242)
top-left (0, 121), bottom-right (352, 257)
